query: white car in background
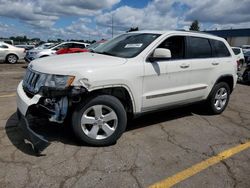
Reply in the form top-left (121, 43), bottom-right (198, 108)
top-left (25, 41), bottom-right (89, 62)
top-left (231, 47), bottom-right (244, 70)
top-left (0, 42), bottom-right (25, 64)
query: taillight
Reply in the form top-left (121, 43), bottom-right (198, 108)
top-left (235, 60), bottom-right (240, 72)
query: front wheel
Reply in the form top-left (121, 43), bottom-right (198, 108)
top-left (72, 95), bottom-right (127, 146)
top-left (206, 82), bottom-right (230, 114)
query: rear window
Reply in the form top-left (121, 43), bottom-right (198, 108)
top-left (232, 48), bottom-right (241, 55)
top-left (186, 37), bottom-right (212, 58)
top-left (0, 44), bottom-right (8, 48)
top-left (210, 39), bottom-right (231, 57)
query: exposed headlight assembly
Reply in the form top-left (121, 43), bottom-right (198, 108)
top-left (23, 68), bottom-right (75, 93)
top-left (44, 75), bottom-right (75, 88)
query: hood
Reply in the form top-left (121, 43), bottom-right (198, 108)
top-left (30, 52), bottom-right (127, 75)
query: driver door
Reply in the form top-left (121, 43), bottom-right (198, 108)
top-left (142, 36), bottom-right (191, 111)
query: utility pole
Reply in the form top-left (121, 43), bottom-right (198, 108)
top-left (111, 14), bottom-right (114, 38)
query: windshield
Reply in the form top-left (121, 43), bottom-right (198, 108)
top-left (86, 42), bottom-right (102, 50)
top-left (93, 33), bottom-right (160, 58)
top-left (45, 43), bottom-right (59, 49)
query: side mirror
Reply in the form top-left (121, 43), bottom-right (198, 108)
top-left (148, 48), bottom-right (171, 62)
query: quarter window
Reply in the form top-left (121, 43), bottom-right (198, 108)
top-left (186, 37), bottom-right (212, 59)
top-left (232, 48), bottom-right (240, 55)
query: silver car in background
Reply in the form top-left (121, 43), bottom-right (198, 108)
top-left (0, 42), bottom-right (25, 64)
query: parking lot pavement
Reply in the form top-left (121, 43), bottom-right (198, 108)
top-left (0, 63), bottom-right (249, 188)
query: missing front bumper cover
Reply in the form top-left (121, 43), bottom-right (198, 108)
top-left (17, 110), bottom-right (50, 154)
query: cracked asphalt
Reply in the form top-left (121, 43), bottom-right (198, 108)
top-left (0, 63), bottom-right (250, 188)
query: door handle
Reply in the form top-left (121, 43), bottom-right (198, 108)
top-left (212, 62), bottom-right (219, 65)
top-left (180, 64), bottom-right (190, 68)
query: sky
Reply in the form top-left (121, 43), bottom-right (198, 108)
top-left (0, 0), bottom-right (250, 41)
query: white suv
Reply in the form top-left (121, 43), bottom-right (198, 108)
top-left (16, 31), bottom-right (237, 150)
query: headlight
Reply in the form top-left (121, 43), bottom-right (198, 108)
top-left (44, 75), bottom-right (75, 88)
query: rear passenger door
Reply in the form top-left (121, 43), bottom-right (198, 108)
top-left (185, 36), bottom-right (217, 100)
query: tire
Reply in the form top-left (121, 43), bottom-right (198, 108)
top-left (242, 69), bottom-right (250, 83)
top-left (206, 82), bottom-right (230, 114)
top-left (6, 54), bottom-right (18, 64)
top-left (72, 95), bottom-right (127, 146)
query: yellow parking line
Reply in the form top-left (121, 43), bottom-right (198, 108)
top-left (0, 93), bottom-right (16, 98)
top-left (149, 141), bottom-right (250, 188)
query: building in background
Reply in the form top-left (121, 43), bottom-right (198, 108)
top-left (205, 28), bottom-right (250, 47)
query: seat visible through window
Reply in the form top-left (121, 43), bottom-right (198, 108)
top-left (158, 36), bottom-right (185, 59)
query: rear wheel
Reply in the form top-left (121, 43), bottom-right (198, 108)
top-left (206, 82), bottom-right (230, 114)
top-left (72, 95), bottom-right (127, 146)
top-left (6, 54), bottom-right (18, 64)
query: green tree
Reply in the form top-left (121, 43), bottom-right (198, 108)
top-left (127, 27), bottom-right (139, 32)
top-left (189, 20), bottom-right (200, 31)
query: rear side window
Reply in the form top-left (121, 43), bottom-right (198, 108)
top-left (210, 39), bottom-right (231, 57)
top-left (232, 48), bottom-right (241, 55)
top-left (73, 43), bottom-right (86, 49)
top-left (186, 37), bottom-right (212, 58)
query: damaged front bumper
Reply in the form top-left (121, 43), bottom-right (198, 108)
top-left (16, 109), bottom-right (50, 154)
top-left (16, 81), bottom-right (86, 153)
top-left (17, 81), bottom-right (50, 153)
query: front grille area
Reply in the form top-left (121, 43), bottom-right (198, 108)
top-left (23, 68), bottom-right (46, 94)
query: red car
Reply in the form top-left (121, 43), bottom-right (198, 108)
top-left (56, 40), bottom-right (106, 55)
top-left (56, 48), bottom-right (89, 55)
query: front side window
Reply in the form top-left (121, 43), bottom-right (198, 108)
top-left (94, 33), bottom-right (160, 58)
top-left (186, 37), bottom-right (212, 59)
top-left (54, 43), bottom-right (72, 50)
top-left (157, 36), bottom-right (185, 59)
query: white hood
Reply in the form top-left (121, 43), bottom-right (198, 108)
top-left (30, 52), bottom-right (127, 75)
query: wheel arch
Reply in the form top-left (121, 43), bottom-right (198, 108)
top-left (87, 85), bottom-right (136, 115)
top-left (214, 74), bottom-right (234, 93)
top-left (5, 53), bottom-right (19, 61)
